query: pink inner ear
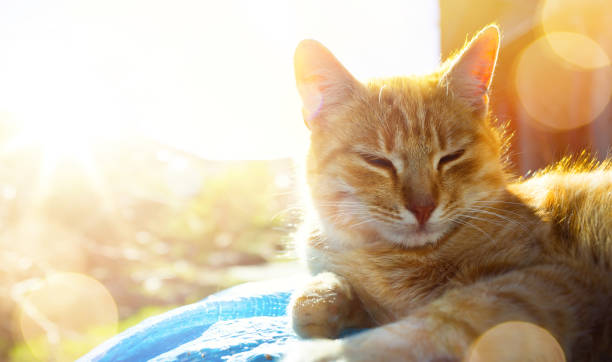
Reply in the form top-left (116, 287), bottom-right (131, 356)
top-left (470, 43), bottom-right (498, 91)
top-left (445, 26), bottom-right (499, 110)
top-left (294, 40), bottom-right (359, 127)
top-left (298, 83), bottom-right (324, 125)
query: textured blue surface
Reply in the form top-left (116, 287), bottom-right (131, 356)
top-left (79, 278), bottom-right (303, 362)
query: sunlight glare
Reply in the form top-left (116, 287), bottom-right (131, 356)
top-left (0, 0), bottom-right (440, 160)
top-left (21, 118), bottom-right (91, 160)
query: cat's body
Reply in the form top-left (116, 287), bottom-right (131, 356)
top-left (287, 26), bottom-right (612, 361)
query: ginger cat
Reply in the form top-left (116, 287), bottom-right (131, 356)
top-left (287, 25), bottom-right (612, 361)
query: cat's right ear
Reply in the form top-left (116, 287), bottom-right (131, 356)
top-left (440, 25), bottom-right (500, 115)
top-left (294, 40), bottom-right (359, 129)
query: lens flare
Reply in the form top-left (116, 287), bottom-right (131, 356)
top-left (515, 34), bottom-right (612, 131)
top-left (544, 32), bottom-right (610, 69)
top-left (541, 0), bottom-right (612, 66)
top-left (17, 272), bottom-right (118, 361)
top-left (466, 321), bottom-right (565, 362)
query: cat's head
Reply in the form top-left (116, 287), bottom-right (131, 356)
top-left (295, 25), bottom-right (508, 249)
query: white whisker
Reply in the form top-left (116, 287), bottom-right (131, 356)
top-left (448, 217), bottom-right (493, 242)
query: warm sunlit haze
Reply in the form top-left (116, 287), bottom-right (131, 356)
top-left (0, 0), bottom-right (440, 161)
top-left (0, 0), bottom-right (611, 360)
top-left (0, 2), bottom-right (441, 360)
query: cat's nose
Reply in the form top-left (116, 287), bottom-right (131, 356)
top-left (408, 203), bottom-right (436, 226)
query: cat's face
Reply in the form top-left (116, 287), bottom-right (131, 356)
top-left (295, 26), bottom-right (506, 248)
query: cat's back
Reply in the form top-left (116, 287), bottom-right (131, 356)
top-left (513, 159), bottom-right (612, 270)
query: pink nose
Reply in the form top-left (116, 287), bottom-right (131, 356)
top-left (409, 204), bottom-right (436, 226)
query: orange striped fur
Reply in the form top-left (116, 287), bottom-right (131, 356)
top-left (287, 26), bottom-right (612, 362)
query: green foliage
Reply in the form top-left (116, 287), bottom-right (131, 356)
top-left (9, 305), bottom-right (174, 362)
top-left (165, 161), bottom-right (294, 255)
top-left (0, 140), bottom-right (300, 361)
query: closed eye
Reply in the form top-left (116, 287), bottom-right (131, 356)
top-left (360, 154), bottom-right (395, 171)
top-left (437, 149), bottom-right (465, 170)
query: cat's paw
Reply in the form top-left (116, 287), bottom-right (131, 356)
top-left (283, 339), bottom-right (345, 362)
top-left (289, 272), bottom-right (359, 339)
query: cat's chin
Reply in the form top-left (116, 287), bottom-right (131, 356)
top-left (320, 219), bottom-right (451, 249)
top-left (378, 224), bottom-right (448, 249)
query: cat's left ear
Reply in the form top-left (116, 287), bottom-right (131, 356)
top-left (441, 25), bottom-right (500, 114)
top-left (294, 40), bottom-right (361, 129)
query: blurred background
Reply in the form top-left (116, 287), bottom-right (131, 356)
top-left (0, 0), bottom-right (610, 360)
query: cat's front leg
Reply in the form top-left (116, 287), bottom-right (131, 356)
top-left (289, 271), bottom-right (371, 339)
top-left (284, 317), bottom-right (448, 362)
top-left (286, 264), bottom-right (582, 361)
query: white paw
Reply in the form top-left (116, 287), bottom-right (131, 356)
top-left (283, 339), bottom-right (345, 362)
top-left (290, 272), bottom-right (357, 339)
